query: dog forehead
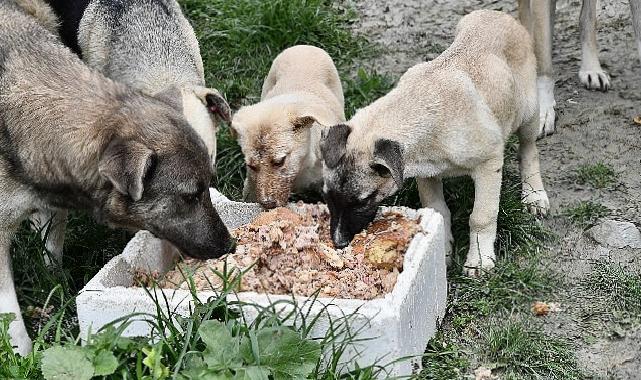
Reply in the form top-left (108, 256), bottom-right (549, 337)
top-left (325, 154), bottom-right (372, 195)
top-left (249, 127), bottom-right (292, 156)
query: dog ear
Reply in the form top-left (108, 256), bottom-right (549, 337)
top-left (194, 87), bottom-right (231, 123)
top-left (154, 85), bottom-right (183, 112)
top-left (99, 139), bottom-right (155, 201)
top-left (321, 124), bottom-right (351, 168)
top-left (291, 115), bottom-right (317, 131)
top-left (372, 139), bottom-right (404, 187)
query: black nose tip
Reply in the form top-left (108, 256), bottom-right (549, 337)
top-left (334, 239), bottom-right (350, 249)
top-left (332, 232), bottom-right (351, 249)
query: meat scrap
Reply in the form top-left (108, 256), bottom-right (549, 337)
top-left (153, 203), bottom-right (422, 300)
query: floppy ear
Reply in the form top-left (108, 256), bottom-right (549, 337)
top-left (153, 85), bottom-right (183, 112)
top-left (372, 139), bottom-right (404, 187)
top-left (194, 87), bottom-right (231, 123)
top-left (99, 139), bottom-right (155, 201)
top-left (320, 124), bottom-right (351, 168)
top-left (291, 115), bottom-right (317, 131)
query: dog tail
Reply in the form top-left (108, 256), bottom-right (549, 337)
top-left (13, 0), bottom-right (60, 35)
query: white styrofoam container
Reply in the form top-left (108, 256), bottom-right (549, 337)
top-left (77, 189), bottom-right (446, 378)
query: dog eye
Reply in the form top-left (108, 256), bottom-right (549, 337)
top-left (247, 163), bottom-right (258, 172)
top-left (272, 155), bottom-right (286, 167)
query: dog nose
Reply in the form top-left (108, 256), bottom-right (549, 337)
top-left (259, 199), bottom-right (278, 209)
top-left (332, 229), bottom-right (351, 249)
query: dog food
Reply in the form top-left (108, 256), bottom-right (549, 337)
top-left (145, 203), bottom-right (421, 299)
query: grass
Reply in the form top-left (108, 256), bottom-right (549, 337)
top-left (480, 320), bottom-right (583, 380)
top-left (563, 201), bottom-right (611, 227)
top-left (582, 260), bottom-right (641, 317)
top-left (575, 162), bottom-right (617, 189)
top-left (420, 333), bottom-right (469, 380)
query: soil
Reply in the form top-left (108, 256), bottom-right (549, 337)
top-left (156, 205), bottom-right (421, 300)
top-left (343, 0), bottom-right (641, 378)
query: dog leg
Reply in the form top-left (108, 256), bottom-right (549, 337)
top-left (527, 0), bottom-right (557, 138)
top-left (464, 159), bottom-right (503, 277)
top-left (579, 0), bottom-right (610, 91)
top-left (417, 177), bottom-right (453, 264)
top-left (518, 0), bottom-right (532, 30)
top-left (0, 231), bottom-right (32, 355)
top-left (630, 0), bottom-right (641, 64)
top-left (29, 209), bottom-right (67, 266)
top-left (518, 117), bottom-right (550, 215)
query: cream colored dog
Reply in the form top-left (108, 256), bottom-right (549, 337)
top-left (321, 10), bottom-right (549, 277)
top-left (232, 45), bottom-right (345, 209)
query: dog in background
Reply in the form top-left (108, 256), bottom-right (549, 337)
top-left (232, 45), bottom-right (346, 209)
top-left (44, 0), bottom-right (231, 166)
top-left (576, 0), bottom-right (641, 90)
top-left (35, 0), bottom-right (231, 262)
top-left (321, 10), bottom-right (549, 277)
top-left (0, 0), bottom-right (233, 355)
top-left (518, 0), bottom-right (641, 138)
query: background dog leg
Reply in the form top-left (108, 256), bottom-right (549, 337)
top-left (518, 117), bottom-right (551, 215)
top-left (579, 0), bottom-right (610, 90)
top-left (464, 160), bottom-right (503, 277)
top-left (630, 0), bottom-right (641, 64)
top-left (526, 0), bottom-right (557, 138)
top-left (417, 177), bottom-right (453, 264)
top-left (0, 231), bottom-right (32, 355)
top-left (29, 209), bottom-right (67, 266)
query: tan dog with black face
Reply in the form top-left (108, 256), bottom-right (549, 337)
top-left (231, 45), bottom-right (345, 209)
top-left (321, 10), bottom-right (549, 277)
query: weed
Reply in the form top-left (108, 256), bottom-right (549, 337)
top-left (481, 319), bottom-right (583, 379)
top-left (582, 260), bottom-right (641, 316)
top-left (343, 68), bottom-right (395, 118)
top-left (448, 257), bottom-right (553, 323)
top-left (420, 333), bottom-right (469, 380)
top-left (575, 162), bottom-right (617, 189)
top-left (564, 201), bottom-right (610, 227)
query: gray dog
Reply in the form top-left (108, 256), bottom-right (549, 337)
top-left (0, 0), bottom-right (233, 355)
top-left (34, 0), bottom-right (231, 261)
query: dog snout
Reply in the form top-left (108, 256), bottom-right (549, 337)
top-left (332, 228), bottom-right (352, 249)
top-left (330, 215), bottom-right (354, 248)
top-left (259, 198), bottom-right (279, 209)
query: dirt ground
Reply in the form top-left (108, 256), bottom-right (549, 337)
top-left (344, 0), bottom-right (641, 378)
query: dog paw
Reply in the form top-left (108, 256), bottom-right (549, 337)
top-left (523, 190), bottom-right (550, 216)
top-left (463, 250), bottom-right (496, 277)
top-left (536, 76), bottom-right (556, 139)
top-left (579, 67), bottom-right (610, 91)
